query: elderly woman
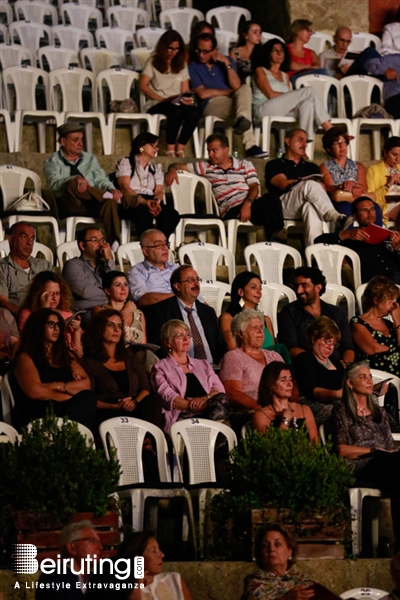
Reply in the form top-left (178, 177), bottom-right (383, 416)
top-left (242, 524), bottom-right (317, 600)
top-left (293, 316), bottom-right (344, 427)
top-left (367, 136), bottom-right (400, 225)
top-left (351, 275), bottom-right (400, 376)
top-left (253, 362), bottom-right (318, 443)
top-left (115, 132), bottom-right (179, 239)
top-left (334, 362), bottom-right (400, 553)
top-left (151, 319), bottom-right (229, 434)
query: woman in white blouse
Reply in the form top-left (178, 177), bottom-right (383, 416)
top-left (115, 132), bottom-right (179, 238)
top-left (139, 29), bottom-right (199, 158)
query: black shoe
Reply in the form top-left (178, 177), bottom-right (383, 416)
top-left (245, 145), bottom-right (269, 159)
top-left (233, 117), bottom-right (251, 135)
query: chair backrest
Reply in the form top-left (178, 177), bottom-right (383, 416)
top-left (95, 27), bottom-right (134, 57)
top-left (347, 32), bottom-right (382, 54)
top-left (0, 371), bottom-right (15, 425)
top-left (170, 170), bottom-right (216, 216)
top-left (340, 75), bottom-right (383, 117)
top-left (369, 368), bottom-right (400, 417)
top-left (0, 421), bottom-right (20, 443)
top-left (340, 588), bottom-right (389, 599)
top-left (178, 242), bottom-right (235, 285)
top-left (0, 23), bottom-right (9, 43)
top-left (106, 6), bottom-right (149, 30)
top-left (170, 418), bottom-right (237, 484)
top-left (3, 65), bottom-right (49, 112)
top-left (0, 164), bottom-right (42, 208)
top-left (26, 417), bottom-right (95, 446)
top-left (0, 1), bottom-right (14, 25)
top-left (261, 31), bottom-right (285, 44)
top-left (96, 68), bottom-right (139, 114)
top-left (15, 0), bottom-right (58, 25)
top-left (9, 21), bottom-right (52, 55)
top-left (0, 239), bottom-right (53, 263)
top-left (257, 282), bottom-right (296, 335)
top-left (205, 6), bottom-right (251, 33)
top-left (60, 3), bottom-right (103, 30)
top-left (159, 8), bottom-right (204, 44)
top-left (0, 44), bottom-right (34, 69)
top-left (52, 25), bottom-right (94, 51)
top-left (305, 243), bottom-right (362, 290)
top-left (305, 31), bottom-right (333, 54)
top-left (81, 47), bottom-right (124, 76)
top-left (198, 282), bottom-right (231, 317)
top-left (49, 66), bottom-right (97, 112)
top-left (135, 26), bottom-right (164, 49)
top-left (321, 282), bottom-right (356, 319)
top-left (159, 0), bottom-right (179, 9)
top-left (56, 241), bottom-right (80, 270)
top-left (99, 416), bottom-right (171, 485)
top-left (38, 45), bottom-right (80, 71)
top-left (294, 73), bottom-right (341, 117)
top-left (244, 241), bottom-right (302, 285)
top-left (214, 29), bottom-right (237, 56)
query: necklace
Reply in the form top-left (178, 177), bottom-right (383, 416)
top-left (314, 354), bottom-right (332, 369)
top-left (357, 405), bottom-right (367, 418)
top-left (176, 357), bottom-right (189, 366)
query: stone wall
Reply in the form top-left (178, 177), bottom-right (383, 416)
top-left (288, 0), bottom-right (370, 33)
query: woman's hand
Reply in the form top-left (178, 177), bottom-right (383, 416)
top-left (69, 316), bottom-right (81, 331)
top-left (40, 291), bottom-right (52, 308)
top-left (282, 585), bottom-right (315, 600)
top-left (180, 96), bottom-right (195, 106)
top-left (188, 396), bottom-right (208, 412)
top-left (342, 180), bottom-right (356, 192)
top-left (121, 300), bottom-right (137, 320)
top-left (147, 199), bottom-right (162, 217)
top-left (118, 397), bottom-right (137, 412)
top-left (389, 300), bottom-right (400, 324)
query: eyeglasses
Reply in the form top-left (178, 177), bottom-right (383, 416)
top-left (84, 237), bottom-right (106, 244)
top-left (48, 292), bottom-right (61, 297)
top-left (179, 277), bottom-right (202, 284)
top-left (106, 321), bottom-right (124, 330)
top-left (196, 48), bottom-right (212, 55)
top-left (320, 339), bottom-right (339, 348)
top-left (144, 241), bottom-right (170, 249)
top-left (167, 46), bottom-right (180, 52)
top-left (173, 333), bottom-right (192, 339)
top-left (73, 537), bottom-right (102, 545)
top-left (46, 321), bottom-right (60, 329)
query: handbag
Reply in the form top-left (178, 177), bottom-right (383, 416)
top-left (7, 191), bottom-right (50, 212)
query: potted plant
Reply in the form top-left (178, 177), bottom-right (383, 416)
top-left (210, 427), bottom-right (355, 560)
top-left (0, 412), bottom-right (121, 564)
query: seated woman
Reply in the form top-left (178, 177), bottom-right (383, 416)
top-left (219, 271), bottom-right (290, 362)
top-left (286, 19), bottom-right (327, 84)
top-left (0, 308), bottom-right (19, 375)
top-left (320, 127), bottom-right (381, 222)
top-left (334, 362), bottom-right (400, 553)
top-left (13, 308), bottom-right (96, 431)
top-left (115, 132), bottom-right (179, 239)
top-left (82, 309), bottom-right (161, 427)
top-left (351, 275), bottom-right (400, 376)
top-left (18, 271), bottom-right (83, 357)
top-left (252, 362), bottom-right (318, 444)
top-left (229, 20), bottom-right (262, 82)
top-left (139, 30), bottom-right (199, 158)
top-left (367, 136), bottom-right (400, 226)
top-left (252, 38), bottom-right (332, 142)
top-left (293, 316), bottom-right (344, 427)
top-left (151, 319), bottom-right (229, 434)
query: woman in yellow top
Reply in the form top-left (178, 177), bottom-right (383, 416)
top-left (367, 136), bottom-right (400, 224)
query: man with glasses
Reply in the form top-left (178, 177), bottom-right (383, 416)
top-left (145, 264), bottom-right (227, 364)
top-left (320, 26), bottom-right (380, 79)
top-left (188, 33), bottom-right (267, 159)
top-left (62, 227), bottom-right (117, 312)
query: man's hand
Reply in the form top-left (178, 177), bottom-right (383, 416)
top-left (76, 175), bottom-right (90, 194)
top-left (98, 240), bottom-right (112, 261)
top-left (339, 228), bottom-right (370, 242)
top-left (213, 50), bottom-right (230, 66)
top-left (112, 189), bottom-right (123, 202)
top-left (238, 200), bottom-right (252, 223)
top-left (390, 229), bottom-right (400, 250)
top-left (165, 167), bottom-right (179, 187)
top-left (385, 67), bottom-right (399, 81)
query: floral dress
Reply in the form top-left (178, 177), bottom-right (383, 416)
top-left (242, 566), bottom-right (313, 600)
top-left (350, 316), bottom-right (400, 376)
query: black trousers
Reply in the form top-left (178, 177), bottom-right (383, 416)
top-left (223, 192), bottom-right (284, 241)
top-left (147, 101), bottom-right (199, 145)
top-left (385, 94), bottom-right (400, 119)
top-left (119, 202), bottom-right (180, 239)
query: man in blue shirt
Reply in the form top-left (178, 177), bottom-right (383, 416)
top-left (189, 33), bottom-right (267, 159)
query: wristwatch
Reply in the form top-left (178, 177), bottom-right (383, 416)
top-left (226, 64), bottom-right (232, 70)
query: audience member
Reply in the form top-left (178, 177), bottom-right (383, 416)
top-left (265, 129), bottom-right (345, 247)
top-left (127, 229), bottom-right (178, 307)
top-left (0, 222), bottom-right (53, 316)
top-left (188, 20), bottom-right (215, 63)
top-left (367, 136), bottom-right (400, 225)
top-left (0, 308), bottom-right (19, 375)
top-left (252, 361), bottom-right (318, 443)
top-left (319, 26), bottom-right (380, 78)
top-left (334, 362), bottom-right (400, 553)
top-left (115, 132), bottom-right (179, 239)
top-left (62, 228), bottom-right (117, 312)
top-left (293, 316), bottom-right (344, 427)
top-left (286, 19), bottom-right (326, 83)
top-left (151, 319), bottom-right (229, 434)
top-left (188, 32), bottom-right (267, 159)
top-left (145, 265), bottom-right (226, 364)
top-left (139, 30), bottom-right (199, 158)
top-left (382, 14), bottom-right (400, 55)
top-left (12, 308), bottom-right (96, 431)
top-left (165, 133), bottom-right (284, 242)
top-left (382, 553), bottom-right (400, 600)
top-left (229, 20), bottom-right (262, 82)
top-left (365, 53), bottom-right (400, 119)
top-left (278, 267), bottom-right (354, 364)
top-left (315, 196), bottom-right (400, 283)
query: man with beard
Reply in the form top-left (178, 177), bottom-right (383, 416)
top-left (278, 266), bottom-right (354, 364)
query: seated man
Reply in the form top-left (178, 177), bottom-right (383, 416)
top-left (365, 53), bottom-right (400, 119)
top-left (189, 32), bottom-right (267, 159)
top-left (165, 133), bottom-right (284, 242)
top-left (319, 26), bottom-right (380, 79)
top-left (62, 227), bottom-right (117, 311)
top-left (128, 229), bottom-right (178, 308)
top-left (315, 196), bottom-right (400, 283)
top-left (0, 222), bottom-right (53, 316)
top-left (265, 128), bottom-right (345, 247)
top-left (145, 264), bottom-right (227, 364)
top-left (278, 266), bottom-right (354, 364)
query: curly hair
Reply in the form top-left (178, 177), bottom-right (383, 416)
top-left (19, 271), bottom-right (72, 314)
top-left (152, 29), bottom-right (186, 74)
top-left (361, 275), bottom-right (399, 311)
top-left (227, 271), bottom-right (262, 317)
top-left (17, 308), bottom-right (71, 369)
top-left (251, 38), bottom-right (291, 72)
top-left (82, 308), bottom-right (126, 363)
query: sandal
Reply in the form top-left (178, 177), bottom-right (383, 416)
top-left (166, 150), bottom-right (176, 157)
top-left (175, 150), bottom-right (185, 158)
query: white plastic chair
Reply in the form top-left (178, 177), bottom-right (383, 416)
top-left (258, 282), bottom-right (296, 335)
top-left (38, 46), bottom-right (80, 71)
top-left (52, 25), bottom-right (94, 50)
top-left (0, 109), bottom-right (14, 152)
top-left (0, 165), bottom-right (60, 247)
top-left (9, 21), bottom-right (52, 55)
top-left (0, 23), bottom-right (9, 43)
top-left (214, 29), bottom-right (237, 55)
top-left (197, 282), bottom-right (231, 317)
top-left (294, 73), bottom-right (343, 119)
top-left (159, 8), bottom-right (204, 44)
top-left (261, 31), bottom-right (285, 44)
top-left (0, 372), bottom-right (14, 426)
top-left (348, 32), bottom-right (382, 53)
top-left (205, 6), bottom-right (251, 34)
top-left (95, 27), bottom-right (134, 59)
top-left (340, 589), bottom-right (388, 599)
top-left (56, 240), bottom-right (81, 269)
top-left (178, 242), bottom-right (235, 285)
top-left (349, 484), bottom-right (383, 557)
top-left (170, 418), bottom-right (237, 557)
top-left (15, 0), bottom-right (58, 25)
top-left (99, 416), bottom-right (197, 548)
top-left (60, 3), bottom-right (103, 30)
top-left (305, 243), bottom-right (362, 291)
top-left (370, 368), bottom-right (400, 441)
top-left (26, 417), bottom-right (95, 446)
top-left (81, 47), bottom-right (124, 76)
top-left (244, 241), bottom-right (302, 285)
top-left (106, 6), bottom-right (149, 31)
top-left (117, 241), bottom-right (175, 272)
top-left (0, 239), bottom-right (53, 263)
top-left (321, 283), bottom-right (356, 319)
top-left (0, 43), bottom-right (34, 69)
top-left (0, 421), bottom-right (20, 444)
top-left (170, 172), bottom-right (227, 249)
top-left (0, 1), bottom-right (13, 25)
top-left (305, 31), bottom-right (333, 54)
top-left (135, 26), bottom-right (165, 49)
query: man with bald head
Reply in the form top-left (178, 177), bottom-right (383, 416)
top-left (320, 26), bottom-right (380, 79)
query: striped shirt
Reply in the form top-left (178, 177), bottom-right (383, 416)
top-left (186, 158), bottom-right (260, 218)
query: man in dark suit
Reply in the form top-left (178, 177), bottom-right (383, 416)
top-left (145, 264), bottom-right (227, 365)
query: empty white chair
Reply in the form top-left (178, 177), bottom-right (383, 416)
top-left (198, 281), bottom-right (231, 317)
top-left (258, 282), bottom-right (296, 335)
top-left (295, 73), bottom-right (343, 119)
top-left (340, 589), bottom-right (388, 599)
top-left (305, 31), bottom-right (333, 54)
top-left (106, 6), bottom-right (149, 31)
top-left (178, 242), bottom-right (235, 284)
top-left (135, 26), bottom-right (165, 49)
top-left (305, 243), bottom-right (362, 291)
top-left (38, 46), bottom-right (80, 71)
top-left (81, 47), bottom-right (124, 76)
top-left (9, 21), bottom-right (52, 55)
top-left (95, 27), bottom-right (134, 59)
top-left (0, 109), bottom-right (14, 152)
top-left (15, 0), bottom-right (58, 25)
top-left (159, 8), bottom-right (204, 44)
top-left (0, 1), bottom-right (14, 25)
top-left (0, 44), bottom-right (34, 69)
top-left (348, 486), bottom-right (383, 558)
top-left (348, 32), bottom-right (382, 53)
top-left (0, 421), bottom-right (20, 444)
top-left (129, 47), bottom-right (152, 71)
top-left (52, 25), bottom-right (94, 50)
top-left (56, 240), bottom-right (81, 269)
top-left (206, 6), bottom-right (251, 33)
top-left (60, 3), bottom-right (103, 30)
top-left (244, 241), bottom-right (302, 285)
top-left (214, 28), bottom-right (237, 56)
top-left (0, 23), bottom-right (9, 43)
top-left (321, 283), bottom-right (356, 320)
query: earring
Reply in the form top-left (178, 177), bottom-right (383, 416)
top-left (288, 555), bottom-right (292, 561)
top-left (139, 147), bottom-right (144, 153)
top-left (239, 298), bottom-right (245, 308)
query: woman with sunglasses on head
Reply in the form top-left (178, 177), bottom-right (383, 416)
top-left (139, 29), bottom-right (199, 158)
top-left (12, 308), bottom-right (96, 431)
